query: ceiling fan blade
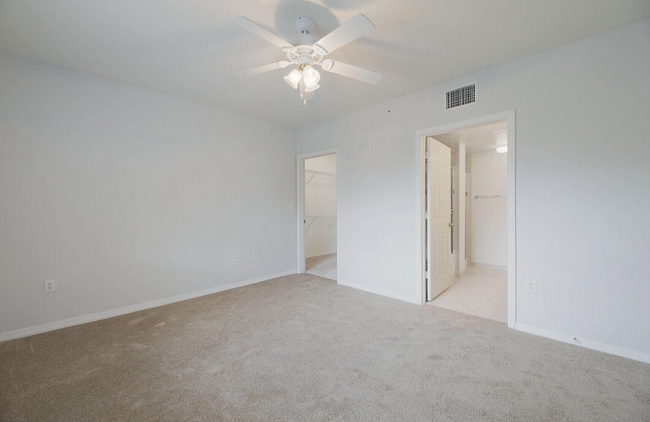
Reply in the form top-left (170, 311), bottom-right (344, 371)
top-left (229, 61), bottom-right (290, 78)
top-left (320, 60), bottom-right (382, 85)
top-left (313, 14), bottom-right (375, 55)
top-left (230, 16), bottom-right (295, 52)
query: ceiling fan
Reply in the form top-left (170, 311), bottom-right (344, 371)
top-left (229, 14), bottom-right (382, 104)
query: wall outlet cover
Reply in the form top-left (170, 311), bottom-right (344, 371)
top-left (525, 279), bottom-right (537, 293)
top-left (45, 280), bottom-right (55, 292)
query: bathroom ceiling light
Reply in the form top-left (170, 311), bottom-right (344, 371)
top-left (496, 146), bottom-right (508, 153)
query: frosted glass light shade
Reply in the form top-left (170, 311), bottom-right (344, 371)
top-left (302, 66), bottom-right (320, 85)
top-left (284, 69), bottom-right (302, 89)
top-left (496, 146), bottom-right (508, 153)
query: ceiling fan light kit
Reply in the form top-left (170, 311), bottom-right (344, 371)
top-left (302, 65), bottom-right (320, 86)
top-left (230, 14), bottom-right (382, 104)
top-left (284, 69), bottom-right (302, 89)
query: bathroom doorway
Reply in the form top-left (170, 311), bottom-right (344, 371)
top-left (419, 111), bottom-right (515, 327)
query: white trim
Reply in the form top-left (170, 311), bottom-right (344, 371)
top-left (416, 136), bottom-right (427, 304)
top-left (296, 149), bottom-right (339, 274)
top-left (514, 323), bottom-right (650, 364)
top-left (506, 113), bottom-right (517, 328)
top-left (0, 269), bottom-right (296, 343)
top-left (414, 111), bottom-right (517, 329)
top-left (338, 279), bottom-right (420, 305)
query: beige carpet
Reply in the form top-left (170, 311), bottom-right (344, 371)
top-left (1, 273), bottom-right (649, 421)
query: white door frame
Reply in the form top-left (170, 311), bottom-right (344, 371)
top-left (415, 110), bottom-right (516, 328)
top-left (296, 149), bottom-right (339, 274)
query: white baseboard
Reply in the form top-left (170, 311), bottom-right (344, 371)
top-left (514, 323), bottom-right (650, 364)
top-left (306, 250), bottom-right (337, 259)
top-left (0, 269), bottom-right (297, 343)
top-left (338, 278), bottom-right (420, 305)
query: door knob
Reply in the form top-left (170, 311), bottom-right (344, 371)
top-left (449, 222), bottom-right (454, 227)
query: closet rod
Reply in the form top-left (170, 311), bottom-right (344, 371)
top-left (306, 216), bottom-right (317, 230)
top-left (474, 195), bottom-right (507, 199)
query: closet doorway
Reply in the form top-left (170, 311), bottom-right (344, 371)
top-left (297, 150), bottom-right (338, 280)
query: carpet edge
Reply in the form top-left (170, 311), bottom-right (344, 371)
top-left (0, 269), bottom-right (297, 342)
top-left (514, 322), bottom-right (650, 364)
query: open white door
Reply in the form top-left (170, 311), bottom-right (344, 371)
top-left (427, 137), bottom-right (453, 301)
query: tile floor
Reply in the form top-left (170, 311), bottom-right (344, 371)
top-left (306, 253), bottom-right (337, 281)
top-left (430, 265), bottom-right (507, 323)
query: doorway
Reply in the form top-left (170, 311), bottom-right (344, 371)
top-left (418, 112), bottom-right (516, 327)
top-left (296, 150), bottom-right (338, 280)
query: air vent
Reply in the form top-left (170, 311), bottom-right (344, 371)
top-left (446, 84), bottom-right (476, 109)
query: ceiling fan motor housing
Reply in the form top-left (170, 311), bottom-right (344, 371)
top-left (287, 45), bottom-right (322, 66)
top-left (295, 17), bottom-right (315, 34)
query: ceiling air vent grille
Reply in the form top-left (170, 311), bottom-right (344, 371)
top-left (446, 84), bottom-right (476, 109)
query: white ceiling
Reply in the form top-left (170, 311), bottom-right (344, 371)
top-left (434, 121), bottom-right (507, 155)
top-left (1, 1), bottom-right (648, 127)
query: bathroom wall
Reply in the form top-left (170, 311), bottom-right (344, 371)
top-left (470, 151), bottom-right (508, 268)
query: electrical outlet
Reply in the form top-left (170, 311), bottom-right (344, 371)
top-left (232, 254), bottom-right (238, 262)
top-left (525, 279), bottom-right (536, 293)
top-left (252, 250), bottom-right (257, 259)
top-left (361, 254), bottom-right (365, 263)
top-left (45, 279), bottom-right (55, 292)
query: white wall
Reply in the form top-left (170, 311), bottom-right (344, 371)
top-left (296, 20), bottom-right (650, 360)
top-left (470, 151), bottom-right (508, 267)
top-left (305, 154), bottom-right (337, 257)
top-left (0, 54), bottom-right (296, 336)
